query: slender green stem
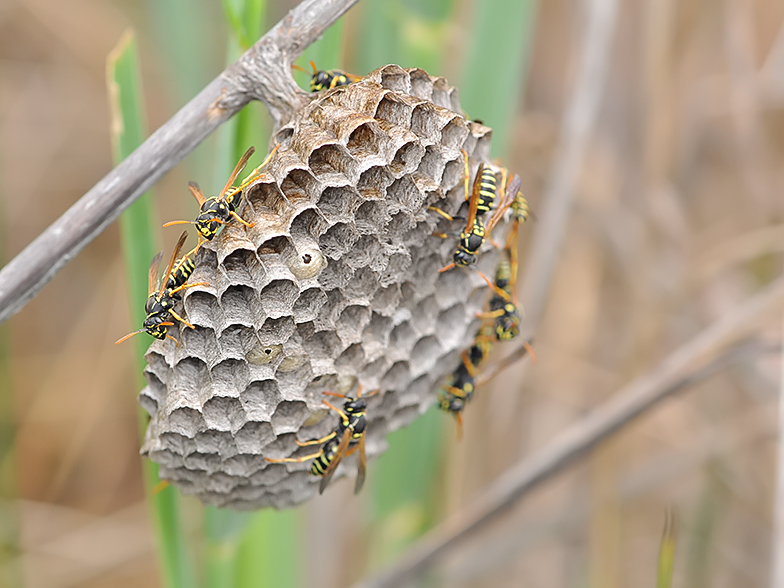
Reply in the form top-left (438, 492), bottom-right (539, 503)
top-left (108, 29), bottom-right (196, 588)
top-left (460, 0), bottom-right (538, 156)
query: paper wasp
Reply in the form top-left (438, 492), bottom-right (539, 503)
top-left (434, 154), bottom-right (518, 300)
top-left (266, 386), bottom-right (377, 494)
top-left (292, 60), bottom-right (360, 92)
top-left (115, 231), bottom-right (206, 346)
top-left (478, 225), bottom-right (521, 340)
top-left (439, 326), bottom-right (536, 438)
top-left (164, 145), bottom-right (279, 247)
top-left (438, 327), bottom-right (494, 439)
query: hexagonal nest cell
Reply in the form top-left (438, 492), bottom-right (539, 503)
top-left (139, 64), bottom-right (514, 510)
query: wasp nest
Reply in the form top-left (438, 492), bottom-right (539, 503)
top-left (139, 64), bottom-right (512, 509)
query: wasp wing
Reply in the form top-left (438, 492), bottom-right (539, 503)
top-left (159, 231), bottom-right (188, 298)
top-left (486, 173), bottom-right (521, 237)
top-left (354, 434), bottom-right (366, 494)
top-left (319, 428), bottom-right (351, 494)
top-left (187, 182), bottom-right (207, 206)
top-left (508, 224), bottom-right (519, 304)
top-left (147, 251), bottom-right (164, 295)
top-left (219, 146), bottom-right (256, 199)
top-left (463, 162), bottom-right (484, 234)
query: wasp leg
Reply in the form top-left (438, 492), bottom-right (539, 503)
top-left (238, 143), bottom-right (281, 187)
top-left (429, 206), bottom-right (457, 221)
top-left (322, 400), bottom-right (349, 422)
top-left (461, 351), bottom-right (479, 378)
top-left (168, 310), bottom-right (195, 330)
top-left (229, 210), bottom-right (256, 228)
top-left (265, 451), bottom-right (323, 464)
top-left (476, 308), bottom-right (506, 320)
top-left (444, 385), bottom-right (469, 398)
top-left (474, 268), bottom-right (511, 301)
top-left (167, 281), bottom-right (209, 297)
top-left (295, 431), bottom-right (337, 447)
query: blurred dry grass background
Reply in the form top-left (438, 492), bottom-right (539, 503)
top-left (2, 0), bottom-right (784, 587)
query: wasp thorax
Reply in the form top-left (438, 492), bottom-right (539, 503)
top-left (139, 65), bottom-right (513, 510)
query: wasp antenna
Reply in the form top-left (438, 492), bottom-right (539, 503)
top-left (322, 399), bottom-right (348, 420)
top-left (162, 219), bottom-right (196, 228)
top-left (115, 329), bottom-right (145, 345)
top-left (291, 63), bottom-right (309, 74)
top-left (438, 263), bottom-right (456, 273)
top-left (309, 60), bottom-right (318, 74)
top-left (322, 391), bottom-right (348, 399)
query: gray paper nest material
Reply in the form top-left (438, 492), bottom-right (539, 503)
top-left (138, 64), bottom-right (513, 509)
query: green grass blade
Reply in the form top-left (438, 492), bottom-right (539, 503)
top-left (356, 0), bottom-right (400, 74)
top-left (460, 0), bottom-right (538, 156)
top-left (356, 0), bottom-right (455, 75)
top-left (657, 509), bottom-right (677, 588)
top-left (236, 510), bottom-right (301, 588)
top-left (107, 29), bottom-right (197, 588)
top-left (216, 0), bottom-right (270, 193)
top-left (368, 407), bottom-right (445, 566)
top-left (0, 228), bottom-right (22, 587)
top-left (204, 507), bottom-right (250, 588)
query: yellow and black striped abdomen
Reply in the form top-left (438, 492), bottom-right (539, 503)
top-left (476, 167), bottom-right (498, 217)
top-left (166, 255), bottom-right (197, 290)
top-left (512, 192), bottom-right (530, 224)
top-left (311, 436), bottom-right (340, 476)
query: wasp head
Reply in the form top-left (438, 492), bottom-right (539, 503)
top-left (311, 71), bottom-right (332, 92)
top-left (453, 248), bottom-right (477, 267)
top-left (143, 312), bottom-right (172, 340)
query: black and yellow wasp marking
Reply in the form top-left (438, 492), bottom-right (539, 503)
top-left (434, 156), bottom-right (517, 302)
top-left (165, 249), bottom-right (197, 291)
top-left (164, 145), bottom-right (279, 247)
top-left (438, 328), bottom-right (493, 439)
top-left (116, 231), bottom-right (207, 346)
top-left (476, 173), bottom-right (532, 340)
top-left (265, 386), bottom-right (378, 494)
top-left (475, 164), bottom-right (500, 217)
top-left (432, 154), bottom-right (489, 272)
top-left (293, 60), bottom-right (361, 92)
top-left (477, 226), bottom-right (521, 341)
top-left (511, 189), bottom-right (531, 225)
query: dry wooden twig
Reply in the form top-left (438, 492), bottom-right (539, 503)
top-left (352, 273), bottom-right (784, 588)
top-left (0, 0), bottom-right (360, 325)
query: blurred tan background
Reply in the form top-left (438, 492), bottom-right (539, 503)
top-left (2, 0), bottom-right (784, 586)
